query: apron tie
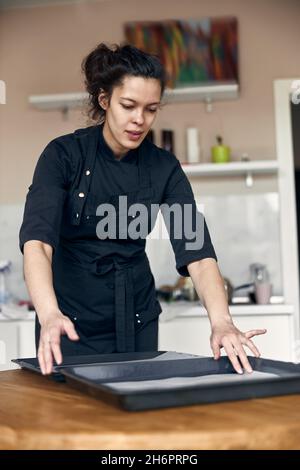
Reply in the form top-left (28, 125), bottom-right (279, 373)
top-left (95, 256), bottom-right (139, 352)
top-left (114, 261), bottom-right (135, 352)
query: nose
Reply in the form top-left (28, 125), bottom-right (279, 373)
top-left (133, 109), bottom-right (144, 126)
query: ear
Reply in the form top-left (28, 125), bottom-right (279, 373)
top-left (98, 91), bottom-right (109, 111)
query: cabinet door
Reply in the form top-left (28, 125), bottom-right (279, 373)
top-left (18, 320), bottom-right (36, 358)
top-left (0, 322), bottom-right (19, 371)
top-left (159, 315), bottom-right (293, 361)
top-left (159, 317), bottom-right (212, 356)
top-left (233, 315), bottom-right (292, 361)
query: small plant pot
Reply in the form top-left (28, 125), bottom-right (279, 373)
top-left (211, 145), bottom-right (230, 163)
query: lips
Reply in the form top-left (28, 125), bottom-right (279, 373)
top-left (125, 130), bottom-right (144, 141)
top-left (126, 131), bottom-right (143, 135)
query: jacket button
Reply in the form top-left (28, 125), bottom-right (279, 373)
top-left (75, 213), bottom-right (79, 218)
top-left (79, 192), bottom-right (85, 198)
top-left (85, 170), bottom-right (91, 176)
top-left (135, 313), bottom-right (139, 317)
top-left (137, 319), bottom-right (141, 324)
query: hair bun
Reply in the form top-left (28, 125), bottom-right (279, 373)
top-left (81, 42), bottom-right (165, 123)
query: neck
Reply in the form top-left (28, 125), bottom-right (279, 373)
top-left (102, 122), bottom-right (127, 159)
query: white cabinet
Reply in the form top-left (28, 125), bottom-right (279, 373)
top-left (0, 319), bottom-right (35, 371)
top-left (0, 322), bottom-right (19, 371)
top-left (158, 302), bottom-right (295, 362)
top-left (0, 309), bottom-right (294, 369)
top-left (18, 320), bottom-right (36, 357)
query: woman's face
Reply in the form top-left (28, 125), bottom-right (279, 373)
top-left (99, 75), bottom-right (161, 158)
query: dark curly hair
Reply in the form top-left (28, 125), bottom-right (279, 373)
top-left (81, 42), bottom-right (166, 123)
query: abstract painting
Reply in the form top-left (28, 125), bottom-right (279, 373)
top-left (124, 17), bottom-right (238, 88)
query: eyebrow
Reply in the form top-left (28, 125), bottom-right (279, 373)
top-left (120, 97), bottom-right (160, 106)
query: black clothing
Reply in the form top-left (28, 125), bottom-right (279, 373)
top-left (20, 124), bottom-right (217, 354)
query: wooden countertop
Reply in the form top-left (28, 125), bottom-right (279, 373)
top-left (1, 369), bottom-right (300, 450)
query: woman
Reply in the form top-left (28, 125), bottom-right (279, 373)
top-left (20, 43), bottom-right (266, 375)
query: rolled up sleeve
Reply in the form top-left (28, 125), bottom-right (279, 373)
top-left (19, 140), bottom-right (71, 253)
top-left (162, 159), bottom-right (217, 277)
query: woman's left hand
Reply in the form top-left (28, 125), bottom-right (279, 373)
top-left (210, 320), bottom-right (267, 374)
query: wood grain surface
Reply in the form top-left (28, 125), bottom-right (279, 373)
top-left (0, 369), bottom-right (300, 450)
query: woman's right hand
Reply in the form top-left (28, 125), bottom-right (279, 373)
top-left (38, 311), bottom-right (79, 375)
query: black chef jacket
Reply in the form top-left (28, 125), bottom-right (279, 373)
top-left (19, 124), bottom-right (217, 355)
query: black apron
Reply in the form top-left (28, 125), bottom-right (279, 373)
top-left (36, 126), bottom-right (162, 355)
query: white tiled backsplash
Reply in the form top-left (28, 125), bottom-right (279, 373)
top-left (146, 193), bottom-right (282, 295)
top-left (0, 192), bottom-right (282, 301)
top-left (0, 204), bottom-right (28, 301)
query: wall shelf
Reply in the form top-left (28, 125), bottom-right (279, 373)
top-left (163, 82), bottom-right (239, 104)
top-left (28, 92), bottom-right (88, 111)
top-left (28, 83), bottom-right (239, 112)
top-left (181, 160), bottom-right (279, 177)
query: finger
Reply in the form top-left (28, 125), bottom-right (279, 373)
top-left (38, 345), bottom-right (46, 375)
top-left (63, 319), bottom-right (79, 341)
top-left (245, 329), bottom-right (267, 339)
top-left (243, 338), bottom-right (261, 357)
top-left (232, 339), bottom-right (253, 373)
top-left (222, 338), bottom-right (243, 374)
top-left (211, 340), bottom-right (221, 360)
top-left (50, 339), bottom-right (63, 366)
top-left (43, 340), bottom-right (53, 375)
top-left (48, 327), bottom-right (63, 365)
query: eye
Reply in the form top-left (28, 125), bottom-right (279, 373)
top-left (148, 108), bottom-right (158, 113)
top-left (121, 104), bottom-right (134, 110)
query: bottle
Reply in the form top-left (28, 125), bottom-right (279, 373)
top-left (186, 128), bottom-right (200, 163)
top-left (0, 260), bottom-right (11, 307)
top-left (161, 130), bottom-right (174, 153)
top-left (249, 263), bottom-right (272, 304)
top-left (183, 277), bottom-right (198, 301)
top-left (250, 263), bottom-right (269, 283)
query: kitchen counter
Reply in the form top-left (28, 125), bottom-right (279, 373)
top-left (1, 369), bottom-right (300, 449)
top-left (159, 301), bottom-right (294, 322)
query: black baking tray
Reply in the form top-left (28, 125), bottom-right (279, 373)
top-left (12, 352), bottom-right (300, 411)
top-left (12, 351), bottom-right (170, 381)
